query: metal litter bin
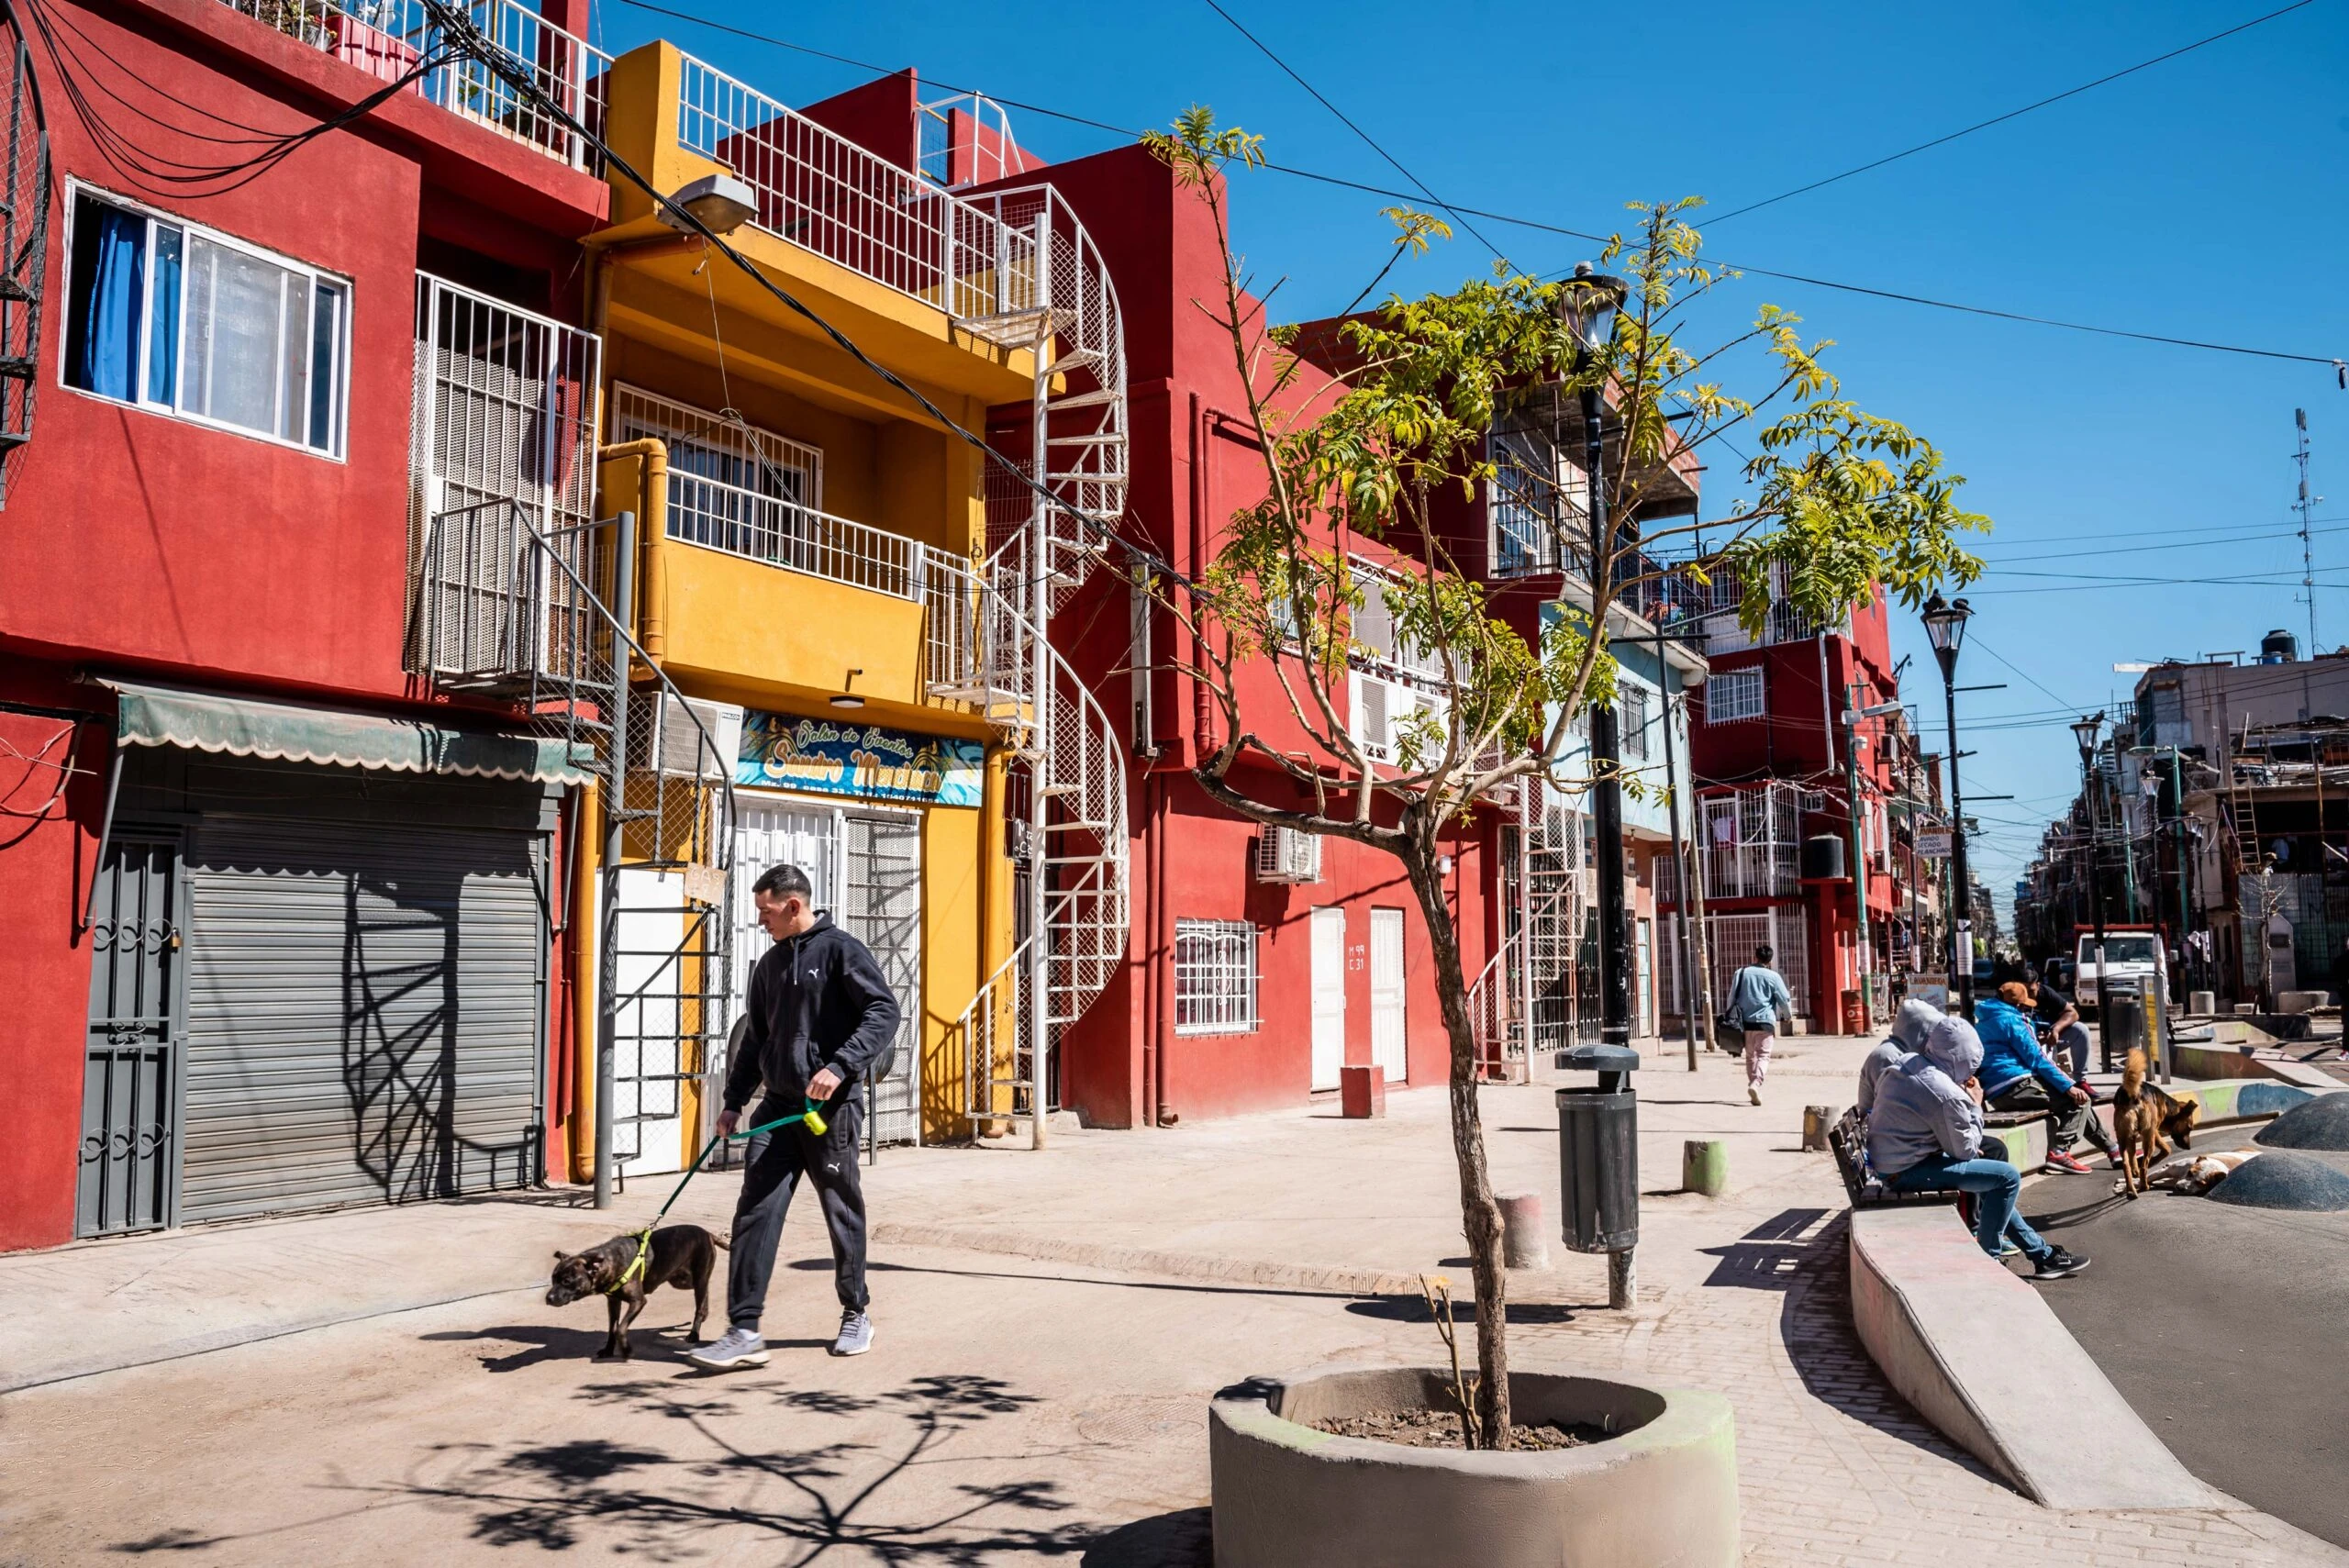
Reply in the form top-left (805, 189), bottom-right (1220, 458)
top-left (1554, 1043), bottom-right (1640, 1253)
top-left (2105, 983), bottom-right (2145, 1067)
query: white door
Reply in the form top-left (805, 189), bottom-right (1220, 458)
top-left (1310, 906), bottom-right (1346, 1091)
top-left (1370, 907), bottom-right (1407, 1084)
top-left (1637, 918), bottom-right (1654, 1038)
top-left (612, 868), bottom-right (688, 1176)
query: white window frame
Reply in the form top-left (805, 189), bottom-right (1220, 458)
top-left (1706, 667), bottom-right (1765, 724)
top-left (60, 181), bottom-right (351, 460)
top-left (1174, 917), bottom-right (1259, 1035)
top-left (1620, 683), bottom-right (1653, 762)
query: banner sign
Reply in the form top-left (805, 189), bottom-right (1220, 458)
top-left (736, 712), bottom-right (984, 806)
top-left (1916, 828), bottom-right (1954, 859)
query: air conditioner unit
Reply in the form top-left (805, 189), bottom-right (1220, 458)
top-left (633, 695), bottom-right (743, 782)
top-left (1255, 824), bottom-right (1323, 884)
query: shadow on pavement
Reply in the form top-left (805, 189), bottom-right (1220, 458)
top-left (288, 1373), bottom-right (1101, 1562)
top-left (1769, 1211), bottom-right (2006, 1487)
top-left (1080, 1507), bottom-right (1213, 1567)
top-left (1342, 1296), bottom-right (1585, 1325)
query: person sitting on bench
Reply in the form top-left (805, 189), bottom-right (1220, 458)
top-left (1867, 1014), bottom-right (2089, 1280)
top-left (1858, 996), bottom-right (1943, 1118)
top-left (1978, 981), bottom-right (2120, 1175)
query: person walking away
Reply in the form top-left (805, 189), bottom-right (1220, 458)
top-left (687, 864), bottom-right (901, 1371)
top-left (1867, 1014), bottom-right (2089, 1279)
top-left (1976, 981), bottom-right (2119, 1175)
top-left (1727, 945), bottom-right (1795, 1106)
top-left (1859, 996), bottom-right (1943, 1118)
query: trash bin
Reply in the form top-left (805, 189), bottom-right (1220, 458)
top-left (2105, 983), bottom-right (2145, 1065)
top-left (1555, 1043), bottom-right (1640, 1253)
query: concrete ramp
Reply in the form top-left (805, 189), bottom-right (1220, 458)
top-left (1847, 1207), bottom-right (2230, 1511)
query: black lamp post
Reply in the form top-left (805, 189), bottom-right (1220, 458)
top-left (2072, 711), bottom-right (2115, 1066)
top-left (1558, 261), bottom-right (1634, 1051)
top-left (1920, 592), bottom-right (1974, 1011)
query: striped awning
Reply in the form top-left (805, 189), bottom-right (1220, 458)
top-left (100, 679), bottom-right (590, 786)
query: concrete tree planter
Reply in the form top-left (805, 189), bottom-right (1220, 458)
top-left (1209, 1364), bottom-right (1738, 1567)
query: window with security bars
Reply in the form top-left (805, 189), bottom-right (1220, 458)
top-left (1620, 684), bottom-right (1653, 761)
top-left (1175, 918), bottom-right (1259, 1034)
top-left (1706, 668), bottom-right (1765, 723)
top-left (613, 384), bottom-right (822, 556)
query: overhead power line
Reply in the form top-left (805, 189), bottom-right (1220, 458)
top-left (1709, 1), bottom-right (2318, 223)
top-left (1197, 0), bottom-right (1508, 265)
top-left (601, 0), bottom-right (2344, 374)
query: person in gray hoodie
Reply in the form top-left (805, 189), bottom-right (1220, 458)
top-left (1857, 998), bottom-right (1943, 1117)
top-left (1868, 1015), bottom-right (2090, 1279)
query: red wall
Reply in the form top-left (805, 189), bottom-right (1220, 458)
top-left (0, 0), bottom-right (607, 1250)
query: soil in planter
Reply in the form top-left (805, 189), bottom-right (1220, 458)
top-left (1308, 1407), bottom-right (1608, 1451)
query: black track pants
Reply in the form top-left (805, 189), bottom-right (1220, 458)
top-left (728, 1095), bottom-right (867, 1329)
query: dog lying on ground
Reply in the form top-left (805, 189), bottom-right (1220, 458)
top-left (2170, 1149), bottom-right (2263, 1195)
top-left (547, 1224), bottom-right (729, 1361)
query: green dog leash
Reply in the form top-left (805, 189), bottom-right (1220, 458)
top-left (608, 1102), bottom-right (830, 1295)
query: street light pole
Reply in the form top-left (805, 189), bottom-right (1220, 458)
top-left (2073, 713), bottom-right (2114, 1069)
top-left (1920, 594), bottom-right (1975, 1013)
top-left (1562, 261), bottom-right (1634, 1056)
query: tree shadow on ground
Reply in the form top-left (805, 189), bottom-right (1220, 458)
top-left (1343, 1296), bottom-right (1585, 1325)
top-left (1770, 1211), bottom-right (2008, 1486)
top-left (311, 1372), bottom-right (1103, 1563)
top-left (1079, 1507), bottom-right (1212, 1567)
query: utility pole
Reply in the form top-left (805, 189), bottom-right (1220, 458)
top-left (2297, 408), bottom-right (2322, 655)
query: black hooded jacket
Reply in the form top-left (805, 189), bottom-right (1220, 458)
top-left (723, 913), bottom-right (901, 1112)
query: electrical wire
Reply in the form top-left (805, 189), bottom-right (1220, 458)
top-left (597, 0), bottom-right (2344, 373)
top-left (1196, 0), bottom-right (1508, 266)
top-left (1709, 2), bottom-right (2318, 224)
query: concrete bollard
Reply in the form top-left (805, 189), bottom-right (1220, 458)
top-left (1682, 1139), bottom-right (1728, 1197)
top-left (1801, 1105), bottom-right (1835, 1152)
top-left (2191, 990), bottom-right (2215, 1016)
top-left (1339, 1064), bottom-right (1386, 1119)
top-left (1496, 1191), bottom-right (1551, 1270)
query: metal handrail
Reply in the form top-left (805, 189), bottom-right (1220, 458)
top-left (663, 482), bottom-right (926, 602)
top-left (215, 0), bottom-right (612, 170)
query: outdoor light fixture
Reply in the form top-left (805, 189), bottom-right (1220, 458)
top-left (2070, 712), bottom-right (2105, 754)
top-left (1554, 260), bottom-right (1631, 352)
top-left (659, 172), bottom-right (758, 237)
top-left (830, 669), bottom-right (867, 710)
top-left (1920, 592), bottom-right (1973, 675)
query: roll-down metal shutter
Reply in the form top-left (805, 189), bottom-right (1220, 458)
top-left (180, 817), bottom-right (545, 1223)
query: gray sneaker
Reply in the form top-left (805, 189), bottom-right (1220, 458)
top-left (830, 1309), bottom-right (874, 1357)
top-left (684, 1326), bottom-right (768, 1371)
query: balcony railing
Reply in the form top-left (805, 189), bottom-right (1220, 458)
top-left (663, 477), bottom-right (925, 602)
top-left (674, 51), bottom-right (1037, 324)
top-left (217, 0), bottom-right (610, 169)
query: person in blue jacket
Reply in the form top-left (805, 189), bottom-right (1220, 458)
top-left (1975, 981), bottom-right (2119, 1175)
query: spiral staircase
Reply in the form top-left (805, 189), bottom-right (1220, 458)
top-left (929, 183), bottom-right (1132, 1142)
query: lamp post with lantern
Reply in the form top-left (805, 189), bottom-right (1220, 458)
top-left (1920, 593), bottom-right (1975, 1012)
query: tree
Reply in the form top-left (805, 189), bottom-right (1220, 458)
top-left (1142, 108), bottom-right (1987, 1446)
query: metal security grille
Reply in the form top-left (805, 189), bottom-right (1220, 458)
top-left (409, 273), bottom-right (600, 673)
top-left (79, 832), bottom-right (181, 1237)
top-left (1705, 668), bottom-right (1765, 723)
top-left (179, 816), bottom-right (544, 1224)
top-left (846, 814), bottom-right (922, 1144)
top-left (1660, 907), bottom-right (1811, 1021)
top-left (1174, 919), bottom-right (1257, 1035)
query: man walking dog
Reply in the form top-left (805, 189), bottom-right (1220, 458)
top-left (687, 864), bottom-right (900, 1370)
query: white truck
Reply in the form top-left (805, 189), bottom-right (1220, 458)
top-left (2073, 926), bottom-right (2165, 1017)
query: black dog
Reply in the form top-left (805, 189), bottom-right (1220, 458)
top-left (546, 1224), bottom-right (729, 1361)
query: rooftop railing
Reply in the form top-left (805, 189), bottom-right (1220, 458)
top-left (217, 0), bottom-right (611, 170)
top-left (674, 51), bottom-right (1036, 324)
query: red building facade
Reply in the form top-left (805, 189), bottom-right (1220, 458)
top-left (0, 0), bottom-right (609, 1251)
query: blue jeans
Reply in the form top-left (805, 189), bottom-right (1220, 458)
top-left (1887, 1152), bottom-right (2051, 1261)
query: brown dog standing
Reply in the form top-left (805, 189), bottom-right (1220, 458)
top-left (2110, 1049), bottom-right (2169, 1197)
top-left (547, 1225), bottom-right (729, 1361)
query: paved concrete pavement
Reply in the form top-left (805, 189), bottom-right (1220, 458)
top-left (4, 1036), bottom-right (2343, 1565)
top-left (2023, 1129), bottom-right (2349, 1549)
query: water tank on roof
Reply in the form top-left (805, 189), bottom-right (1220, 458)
top-left (1801, 834), bottom-right (1845, 881)
top-left (2261, 628), bottom-right (2299, 664)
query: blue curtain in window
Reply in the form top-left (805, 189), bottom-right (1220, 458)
top-left (68, 203), bottom-right (145, 399)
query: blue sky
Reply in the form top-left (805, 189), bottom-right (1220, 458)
top-left (593, 0), bottom-right (2349, 930)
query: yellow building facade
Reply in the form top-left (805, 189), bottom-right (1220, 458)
top-left (563, 42), bottom-right (1029, 1168)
